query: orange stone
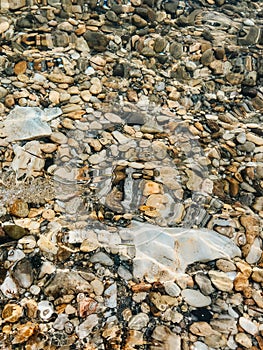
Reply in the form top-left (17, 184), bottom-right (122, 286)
top-left (14, 61), bottom-right (27, 75)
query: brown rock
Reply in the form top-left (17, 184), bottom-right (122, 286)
top-left (9, 199), bottom-right (29, 218)
top-left (5, 94), bottom-right (15, 108)
top-left (210, 60), bottom-right (224, 75)
top-left (127, 89), bottom-right (138, 102)
top-left (227, 177), bottom-right (239, 197)
top-left (132, 14), bottom-right (147, 28)
top-left (252, 268), bottom-right (263, 283)
top-left (13, 322), bottom-right (38, 344)
top-left (226, 73), bottom-right (244, 85)
top-left (84, 31), bottom-right (109, 52)
top-left (235, 333), bottom-right (252, 349)
top-left (2, 304), bottom-right (23, 323)
top-left (48, 73), bottom-right (74, 84)
top-left (14, 61), bottom-right (27, 75)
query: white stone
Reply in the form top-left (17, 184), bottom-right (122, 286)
top-left (181, 289), bottom-right (211, 307)
top-left (119, 222), bottom-right (241, 282)
top-left (246, 237), bottom-right (262, 264)
top-left (112, 130), bottom-right (131, 144)
top-left (163, 281), bottom-right (181, 297)
top-left (3, 106), bottom-right (52, 141)
top-left (239, 317), bottom-right (258, 335)
top-left (193, 341), bottom-right (209, 350)
top-left (105, 112), bottom-right (123, 123)
top-left (0, 275), bottom-right (18, 299)
top-left (104, 282), bottom-right (117, 308)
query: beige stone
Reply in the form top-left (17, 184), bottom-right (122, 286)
top-left (190, 322), bottom-right (215, 336)
top-left (208, 271), bottom-right (233, 292)
top-left (235, 333), bottom-right (252, 349)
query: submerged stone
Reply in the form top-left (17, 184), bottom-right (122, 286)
top-left (118, 221), bottom-right (241, 282)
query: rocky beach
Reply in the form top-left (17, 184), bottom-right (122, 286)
top-left (0, 0), bottom-right (262, 349)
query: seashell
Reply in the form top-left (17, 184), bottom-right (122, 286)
top-left (64, 321), bottom-right (75, 335)
top-left (0, 275), bottom-right (18, 298)
top-left (37, 300), bottom-right (54, 321)
top-left (128, 313), bottom-right (149, 330)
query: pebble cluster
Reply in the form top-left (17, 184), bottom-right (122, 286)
top-left (0, 0), bottom-right (263, 349)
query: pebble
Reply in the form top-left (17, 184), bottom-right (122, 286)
top-left (181, 289), bottom-right (211, 307)
top-left (239, 316), bottom-right (258, 335)
top-left (235, 333), bottom-right (252, 349)
top-left (208, 271), bottom-right (234, 292)
top-left (9, 199), bottom-right (29, 218)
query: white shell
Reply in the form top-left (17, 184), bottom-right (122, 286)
top-left (38, 300), bottom-right (54, 321)
top-left (0, 275), bottom-right (18, 298)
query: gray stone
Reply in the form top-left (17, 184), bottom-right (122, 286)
top-left (90, 252), bottom-right (114, 266)
top-left (182, 289), bottom-right (211, 307)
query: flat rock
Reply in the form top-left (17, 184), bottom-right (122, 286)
top-left (3, 107), bottom-right (52, 141)
top-left (120, 221), bottom-right (241, 281)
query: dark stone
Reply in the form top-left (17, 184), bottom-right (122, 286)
top-left (191, 308), bottom-right (213, 322)
top-left (84, 31), bottom-right (109, 52)
top-left (3, 225), bottom-right (29, 240)
top-left (123, 112), bottom-right (145, 125)
top-left (162, 0), bottom-right (179, 14)
top-left (113, 63), bottom-right (125, 77)
top-left (154, 37), bottom-right (167, 53)
top-left (106, 10), bottom-right (119, 23)
top-left (156, 54), bottom-right (169, 64)
top-left (214, 47), bottom-right (225, 60)
top-left (142, 0), bottom-right (155, 6)
top-left (238, 26), bottom-right (260, 46)
top-left (171, 66), bottom-right (189, 81)
top-left (241, 86), bottom-right (257, 98)
top-left (53, 31), bottom-right (69, 47)
top-left (201, 49), bottom-right (214, 66)
top-left (111, 4), bottom-right (124, 14)
top-left (16, 15), bottom-right (35, 29)
top-left (141, 47), bottom-right (156, 57)
top-left (206, 120), bottom-right (220, 133)
top-left (202, 29), bottom-right (214, 42)
top-left (88, 0), bottom-right (98, 9)
top-left (135, 6), bottom-right (156, 21)
top-left (169, 42), bottom-right (183, 58)
top-left (258, 58), bottom-right (263, 77)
